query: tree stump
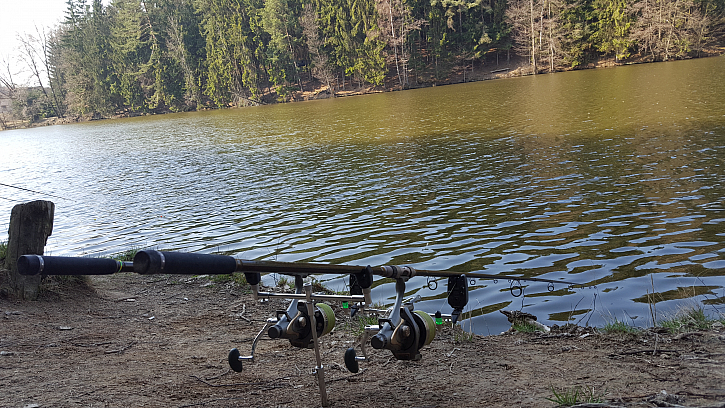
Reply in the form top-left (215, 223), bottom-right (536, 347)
top-left (3, 200), bottom-right (55, 300)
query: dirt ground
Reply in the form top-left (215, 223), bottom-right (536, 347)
top-left (1, 273), bottom-right (724, 408)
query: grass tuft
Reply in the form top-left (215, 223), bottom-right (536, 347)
top-left (110, 247), bottom-right (141, 262)
top-left (600, 318), bottom-right (640, 334)
top-left (453, 324), bottom-right (475, 342)
top-left (546, 385), bottom-right (605, 406)
top-left (276, 276), bottom-right (290, 288)
top-left (0, 239), bottom-right (7, 263)
top-left (512, 321), bottom-right (544, 333)
top-left (210, 273), bottom-right (248, 286)
top-left (350, 313), bottom-right (379, 336)
top-left (659, 304), bottom-right (717, 333)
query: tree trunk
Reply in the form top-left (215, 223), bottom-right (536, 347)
top-left (530, 0), bottom-right (537, 73)
top-left (3, 200), bottom-right (55, 300)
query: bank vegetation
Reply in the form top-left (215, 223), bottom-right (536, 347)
top-left (1, 0), bottom-right (724, 129)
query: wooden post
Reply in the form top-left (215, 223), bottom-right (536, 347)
top-left (3, 200), bottom-right (55, 300)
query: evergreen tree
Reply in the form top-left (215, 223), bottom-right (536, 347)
top-left (593, 0), bottom-right (632, 60)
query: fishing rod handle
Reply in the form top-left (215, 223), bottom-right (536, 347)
top-left (133, 250), bottom-right (237, 275)
top-left (17, 255), bottom-right (131, 276)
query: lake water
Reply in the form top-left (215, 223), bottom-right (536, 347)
top-left (2, 56), bottom-right (724, 334)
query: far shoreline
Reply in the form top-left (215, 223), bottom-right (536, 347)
top-left (5, 50), bottom-right (724, 131)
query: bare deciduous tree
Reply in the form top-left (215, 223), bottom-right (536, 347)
top-left (507, 0), bottom-right (563, 73)
top-left (301, 4), bottom-right (335, 94)
top-left (375, 0), bottom-right (426, 87)
top-left (629, 0), bottom-right (711, 61)
top-left (16, 26), bottom-right (64, 118)
top-left (166, 15), bottom-right (203, 109)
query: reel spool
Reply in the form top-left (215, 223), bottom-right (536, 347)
top-left (268, 302), bottom-right (336, 348)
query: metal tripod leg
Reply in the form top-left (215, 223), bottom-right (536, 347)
top-left (304, 283), bottom-right (328, 407)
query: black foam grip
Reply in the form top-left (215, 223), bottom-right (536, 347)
top-left (133, 250), bottom-right (237, 275)
top-left (17, 255), bottom-right (122, 276)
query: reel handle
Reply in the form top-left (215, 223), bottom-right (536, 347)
top-left (228, 348), bottom-right (244, 372)
top-left (344, 348), bottom-right (360, 373)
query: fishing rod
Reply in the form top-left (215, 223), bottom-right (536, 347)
top-left (17, 249), bottom-right (587, 407)
top-left (18, 249), bottom-right (582, 286)
top-left (0, 182), bottom-right (72, 201)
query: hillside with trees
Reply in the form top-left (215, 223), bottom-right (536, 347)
top-left (1, 0), bottom-right (723, 126)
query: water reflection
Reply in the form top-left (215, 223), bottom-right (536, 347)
top-left (1, 57), bottom-right (724, 334)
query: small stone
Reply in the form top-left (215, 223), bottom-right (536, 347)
top-left (0, 350), bottom-right (15, 356)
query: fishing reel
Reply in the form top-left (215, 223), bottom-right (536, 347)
top-left (228, 273), bottom-right (363, 373)
top-left (268, 300), bottom-right (336, 348)
top-left (344, 278), bottom-right (437, 373)
top-left (369, 305), bottom-right (436, 360)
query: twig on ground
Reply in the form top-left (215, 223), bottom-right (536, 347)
top-left (608, 349), bottom-right (678, 357)
top-left (203, 369), bottom-right (230, 381)
top-left (104, 341), bottom-right (136, 354)
top-left (75, 385), bottom-right (108, 398)
top-left (328, 368), bottom-right (367, 383)
top-left (190, 374), bottom-right (290, 388)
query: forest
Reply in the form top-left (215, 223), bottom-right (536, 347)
top-left (1, 0), bottom-right (723, 124)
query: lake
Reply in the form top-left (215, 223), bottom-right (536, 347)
top-left (2, 56), bottom-right (724, 334)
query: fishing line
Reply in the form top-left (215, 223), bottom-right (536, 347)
top-left (516, 283), bottom-right (526, 311)
top-left (0, 182), bottom-right (73, 201)
top-left (687, 264), bottom-right (723, 316)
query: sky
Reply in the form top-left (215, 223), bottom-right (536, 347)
top-left (0, 0), bottom-right (109, 85)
